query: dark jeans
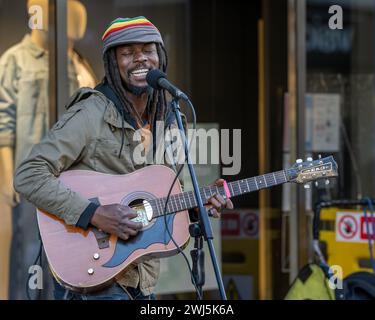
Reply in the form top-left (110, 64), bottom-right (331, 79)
top-left (53, 279), bottom-right (156, 300)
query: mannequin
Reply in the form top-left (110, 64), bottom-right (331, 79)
top-left (28, 0), bottom-right (97, 87)
top-left (0, 0), bottom-right (96, 299)
top-left (67, 0), bottom-right (97, 88)
top-left (0, 148), bottom-right (12, 299)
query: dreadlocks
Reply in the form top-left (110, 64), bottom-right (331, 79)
top-left (103, 43), bottom-right (169, 131)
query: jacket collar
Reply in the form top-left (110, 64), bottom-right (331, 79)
top-left (95, 78), bottom-right (175, 130)
top-left (95, 79), bottom-right (137, 130)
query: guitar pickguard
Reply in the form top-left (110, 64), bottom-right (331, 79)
top-left (103, 212), bottom-right (175, 268)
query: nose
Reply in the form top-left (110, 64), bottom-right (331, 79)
top-left (134, 51), bottom-right (147, 63)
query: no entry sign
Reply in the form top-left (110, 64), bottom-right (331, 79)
top-left (336, 212), bottom-right (375, 243)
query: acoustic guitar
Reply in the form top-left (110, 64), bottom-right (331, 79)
top-left (37, 156), bottom-right (338, 292)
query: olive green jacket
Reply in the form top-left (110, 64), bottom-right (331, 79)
top-left (14, 86), bottom-right (185, 296)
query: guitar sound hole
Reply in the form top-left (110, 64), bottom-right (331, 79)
top-left (127, 198), bottom-right (155, 231)
top-left (128, 198), bottom-right (144, 207)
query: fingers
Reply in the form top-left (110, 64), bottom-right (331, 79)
top-left (208, 196), bottom-right (222, 211)
top-left (117, 222), bottom-right (142, 241)
top-left (206, 194), bottom-right (223, 219)
top-left (125, 212), bottom-right (138, 219)
top-left (209, 193), bottom-right (226, 211)
top-left (215, 194), bottom-right (227, 207)
top-left (117, 205), bottom-right (143, 229)
top-left (226, 198), bottom-right (234, 210)
top-left (209, 208), bottom-right (220, 218)
top-left (212, 179), bottom-right (234, 210)
top-left (206, 191), bottom-right (234, 218)
top-left (117, 205), bottom-right (137, 217)
top-left (123, 218), bottom-right (143, 230)
top-left (117, 220), bottom-right (142, 241)
top-left (118, 232), bottom-right (130, 241)
top-left (121, 225), bottom-right (139, 236)
top-left (214, 178), bottom-right (225, 187)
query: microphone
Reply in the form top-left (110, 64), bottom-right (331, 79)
top-left (146, 69), bottom-right (189, 101)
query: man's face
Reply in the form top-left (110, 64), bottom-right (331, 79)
top-left (116, 43), bottom-right (159, 90)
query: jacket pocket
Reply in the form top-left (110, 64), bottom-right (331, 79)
top-left (94, 138), bottom-right (135, 173)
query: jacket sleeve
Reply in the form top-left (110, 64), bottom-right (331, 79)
top-left (13, 103), bottom-right (94, 225)
top-left (0, 54), bottom-right (17, 148)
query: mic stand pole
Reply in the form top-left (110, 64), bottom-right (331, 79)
top-left (171, 97), bottom-right (227, 300)
top-left (189, 222), bottom-right (204, 299)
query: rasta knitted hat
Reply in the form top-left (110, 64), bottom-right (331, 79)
top-left (102, 16), bottom-right (164, 55)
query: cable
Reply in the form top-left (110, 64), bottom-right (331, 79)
top-left (340, 120), bottom-right (362, 200)
top-left (162, 99), bottom-right (201, 299)
top-left (163, 163), bottom-right (203, 299)
top-left (162, 98), bottom-right (203, 299)
top-left (363, 197), bottom-right (375, 273)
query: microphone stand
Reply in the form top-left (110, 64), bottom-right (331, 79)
top-left (189, 222), bottom-right (204, 300)
top-left (170, 97), bottom-right (227, 300)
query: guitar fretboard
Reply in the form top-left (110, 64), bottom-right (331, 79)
top-left (149, 170), bottom-right (288, 217)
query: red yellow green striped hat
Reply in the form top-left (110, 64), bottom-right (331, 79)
top-left (102, 16), bottom-right (164, 54)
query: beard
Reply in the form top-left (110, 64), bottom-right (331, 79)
top-left (123, 81), bottom-right (153, 97)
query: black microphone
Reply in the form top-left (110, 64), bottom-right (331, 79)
top-left (146, 69), bottom-right (189, 101)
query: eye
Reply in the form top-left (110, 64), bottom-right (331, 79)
top-left (144, 45), bottom-right (156, 53)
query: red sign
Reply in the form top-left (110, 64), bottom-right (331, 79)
top-left (360, 217), bottom-right (375, 240)
top-left (221, 213), bottom-right (240, 236)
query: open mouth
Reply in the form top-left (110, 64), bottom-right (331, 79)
top-left (130, 68), bottom-right (149, 79)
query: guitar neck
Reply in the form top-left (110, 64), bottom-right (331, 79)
top-left (150, 170), bottom-right (288, 217)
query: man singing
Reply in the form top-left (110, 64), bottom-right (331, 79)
top-left (14, 16), bottom-right (233, 300)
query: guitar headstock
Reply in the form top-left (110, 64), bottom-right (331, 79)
top-left (286, 155), bottom-right (338, 186)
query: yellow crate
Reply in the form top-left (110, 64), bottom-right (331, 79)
top-left (222, 239), bottom-right (258, 275)
top-left (222, 238), bottom-right (259, 299)
top-left (320, 207), bottom-right (374, 277)
top-left (221, 209), bottom-right (260, 275)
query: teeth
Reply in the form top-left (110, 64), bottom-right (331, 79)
top-left (132, 69), bottom-right (149, 75)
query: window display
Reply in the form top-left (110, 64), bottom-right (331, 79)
top-left (0, 0), bottom-right (97, 299)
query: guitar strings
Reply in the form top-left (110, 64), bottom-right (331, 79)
top-left (149, 170), bottom-right (287, 216)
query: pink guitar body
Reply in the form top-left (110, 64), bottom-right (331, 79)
top-left (37, 165), bottom-right (190, 293)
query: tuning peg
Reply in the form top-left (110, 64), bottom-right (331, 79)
top-left (325, 179), bottom-right (330, 185)
top-left (307, 157), bottom-right (313, 162)
top-left (318, 154), bottom-right (322, 159)
top-left (296, 159), bottom-right (303, 164)
top-left (304, 184), bottom-right (310, 189)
